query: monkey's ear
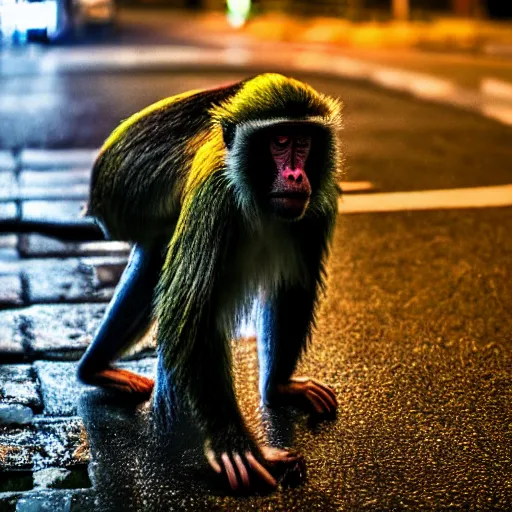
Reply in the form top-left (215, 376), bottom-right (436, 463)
top-left (220, 121), bottom-right (236, 151)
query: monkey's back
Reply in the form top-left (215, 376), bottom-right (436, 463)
top-left (88, 82), bottom-right (243, 243)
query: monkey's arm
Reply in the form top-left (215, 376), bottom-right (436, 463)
top-left (77, 242), bottom-right (165, 396)
top-left (258, 218), bottom-right (338, 417)
top-left (258, 285), bottom-right (337, 416)
top-left (155, 174), bottom-right (296, 491)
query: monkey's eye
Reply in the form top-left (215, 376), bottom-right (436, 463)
top-left (295, 136), bottom-right (311, 148)
top-left (273, 136), bottom-right (290, 147)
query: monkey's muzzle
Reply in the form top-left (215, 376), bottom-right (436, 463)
top-left (269, 192), bottom-right (310, 219)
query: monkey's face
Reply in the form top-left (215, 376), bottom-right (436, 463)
top-left (228, 121), bottom-right (332, 222)
top-left (267, 133), bottom-right (312, 220)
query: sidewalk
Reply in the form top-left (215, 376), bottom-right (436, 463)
top-left (0, 149), bottom-right (150, 504)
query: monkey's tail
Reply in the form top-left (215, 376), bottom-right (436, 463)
top-left (0, 218), bottom-right (107, 242)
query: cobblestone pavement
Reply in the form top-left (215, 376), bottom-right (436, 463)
top-left (0, 149), bottom-right (135, 509)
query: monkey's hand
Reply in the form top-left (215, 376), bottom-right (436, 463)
top-left (204, 434), bottom-right (304, 492)
top-left (266, 377), bottom-right (337, 417)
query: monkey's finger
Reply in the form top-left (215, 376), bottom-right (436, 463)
top-left (204, 443), bottom-right (222, 474)
top-left (310, 379), bottom-right (338, 405)
top-left (305, 390), bottom-right (325, 414)
top-left (310, 384), bottom-right (337, 411)
top-left (309, 390), bottom-right (331, 414)
top-left (233, 453), bottom-right (250, 489)
top-left (261, 445), bottom-right (300, 462)
top-left (221, 452), bottom-right (239, 490)
top-left (245, 452), bottom-right (277, 487)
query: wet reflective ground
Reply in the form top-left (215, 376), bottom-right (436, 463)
top-left (1, 71), bottom-right (512, 510)
top-left (75, 208), bottom-right (512, 511)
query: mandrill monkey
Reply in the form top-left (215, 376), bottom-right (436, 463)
top-left (20, 74), bottom-right (343, 491)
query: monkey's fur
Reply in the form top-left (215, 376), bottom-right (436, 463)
top-left (81, 73), bottom-right (342, 490)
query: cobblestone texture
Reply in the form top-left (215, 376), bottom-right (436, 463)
top-left (0, 275), bottom-right (22, 307)
top-left (0, 203), bottom-right (17, 222)
top-left (19, 235), bottom-right (130, 259)
top-left (0, 235), bottom-right (18, 262)
top-left (21, 200), bottom-right (84, 222)
top-left (0, 151), bottom-right (16, 172)
top-left (0, 417), bottom-right (89, 471)
top-left (23, 257), bottom-right (126, 304)
top-left (19, 170), bottom-right (90, 201)
top-left (34, 362), bottom-right (89, 417)
top-left (119, 358), bottom-right (157, 378)
top-left (0, 365), bottom-right (42, 413)
top-left (0, 311), bottom-right (25, 359)
top-left (20, 149), bottom-right (98, 170)
top-left (22, 304), bottom-right (106, 359)
top-left (1, 302), bottom-right (155, 363)
top-left (0, 171), bottom-right (18, 201)
top-left (34, 359), bottom-right (157, 417)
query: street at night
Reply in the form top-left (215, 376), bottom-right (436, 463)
top-left (1, 3), bottom-right (512, 511)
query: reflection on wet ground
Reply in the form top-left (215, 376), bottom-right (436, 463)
top-left (78, 336), bottom-right (338, 511)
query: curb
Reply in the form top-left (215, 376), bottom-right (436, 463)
top-left (1, 44), bottom-right (511, 127)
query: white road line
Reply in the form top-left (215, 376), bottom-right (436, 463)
top-left (340, 181), bottom-right (374, 192)
top-left (339, 184), bottom-right (512, 213)
top-left (371, 68), bottom-right (457, 100)
top-left (481, 78), bottom-right (512, 102)
top-left (481, 104), bottom-right (512, 126)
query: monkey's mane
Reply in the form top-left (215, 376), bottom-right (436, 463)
top-left (210, 73), bottom-right (342, 131)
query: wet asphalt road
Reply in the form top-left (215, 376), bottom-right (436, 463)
top-left (1, 70), bottom-right (512, 510)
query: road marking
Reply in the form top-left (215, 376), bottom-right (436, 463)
top-left (371, 68), bottom-right (457, 100)
top-left (481, 104), bottom-right (512, 126)
top-left (339, 184), bottom-right (512, 213)
top-left (481, 78), bottom-right (512, 102)
top-left (340, 181), bottom-right (374, 192)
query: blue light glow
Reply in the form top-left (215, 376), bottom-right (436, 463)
top-left (0, 0), bottom-right (58, 39)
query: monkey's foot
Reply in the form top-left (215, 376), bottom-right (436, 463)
top-left (266, 377), bottom-right (337, 417)
top-left (204, 438), bottom-right (304, 492)
top-left (81, 368), bottom-right (154, 398)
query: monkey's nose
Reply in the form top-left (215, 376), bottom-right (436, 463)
top-left (284, 169), bottom-right (304, 184)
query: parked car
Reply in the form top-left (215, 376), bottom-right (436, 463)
top-left (0, 0), bottom-right (115, 43)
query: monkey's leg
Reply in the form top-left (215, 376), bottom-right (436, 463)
top-left (257, 286), bottom-right (338, 417)
top-left (77, 243), bottom-right (164, 397)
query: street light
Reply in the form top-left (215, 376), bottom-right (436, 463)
top-left (226, 0), bottom-right (251, 28)
top-left (392, 0), bottom-right (410, 20)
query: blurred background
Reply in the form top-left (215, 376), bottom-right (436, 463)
top-left (0, 0), bottom-right (511, 45)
